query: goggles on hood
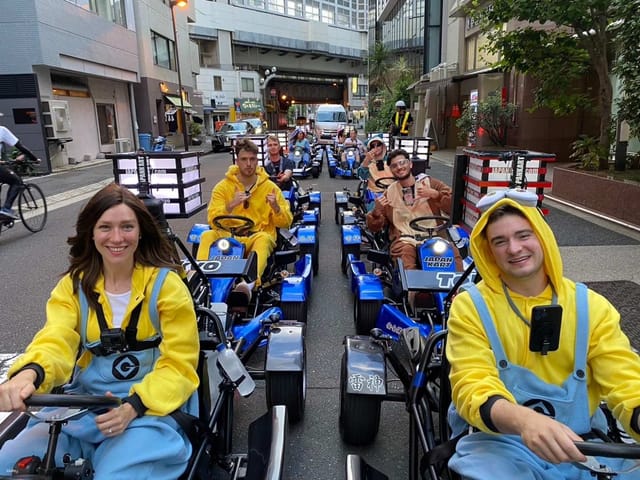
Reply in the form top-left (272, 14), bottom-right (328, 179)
top-left (476, 188), bottom-right (539, 213)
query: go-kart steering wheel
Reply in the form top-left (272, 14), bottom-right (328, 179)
top-left (213, 215), bottom-right (255, 236)
top-left (409, 215), bottom-right (450, 237)
top-left (374, 176), bottom-right (396, 190)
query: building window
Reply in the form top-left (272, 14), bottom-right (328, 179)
top-left (96, 103), bottom-right (118, 145)
top-left (152, 31), bottom-right (176, 70)
top-left (66, 0), bottom-right (127, 26)
top-left (241, 77), bottom-right (255, 93)
top-left (213, 76), bottom-right (223, 91)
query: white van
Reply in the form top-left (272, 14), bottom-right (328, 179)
top-left (314, 104), bottom-right (348, 144)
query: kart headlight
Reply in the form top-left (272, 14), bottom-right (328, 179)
top-left (216, 238), bottom-right (231, 254)
top-left (432, 239), bottom-right (448, 255)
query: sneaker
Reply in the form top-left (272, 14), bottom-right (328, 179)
top-left (0, 208), bottom-right (18, 220)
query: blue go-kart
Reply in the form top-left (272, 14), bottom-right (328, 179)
top-left (329, 146), bottom-right (362, 179)
top-left (343, 215), bottom-right (474, 336)
top-left (186, 214), bottom-right (315, 423)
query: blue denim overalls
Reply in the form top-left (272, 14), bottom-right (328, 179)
top-left (448, 283), bottom-right (640, 480)
top-left (0, 269), bottom-right (198, 479)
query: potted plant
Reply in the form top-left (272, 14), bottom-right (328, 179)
top-left (456, 90), bottom-right (518, 147)
top-left (189, 121), bottom-right (203, 146)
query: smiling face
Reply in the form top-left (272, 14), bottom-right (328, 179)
top-left (485, 212), bottom-right (545, 292)
top-left (267, 138), bottom-right (281, 158)
top-left (93, 203), bottom-right (140, 273)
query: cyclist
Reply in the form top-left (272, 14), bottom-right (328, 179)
top-left (0, 118), bottom-right (41, 220)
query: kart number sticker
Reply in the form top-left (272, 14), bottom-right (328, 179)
top-left (348, 373), bottom-right (384, 393)
top-left (196, 260), bottom-right (222, 274)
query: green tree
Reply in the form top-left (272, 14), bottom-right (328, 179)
top-left (456, 91), bottom-right (518, 146)
top-left (366, 54), bottom-right (416, 133)
top-left (367, 42), bottom-right (392, 93)
top-left (611, 0), bottom-right (640, 139)
top-left (472, 0), bottom-right (615, 169)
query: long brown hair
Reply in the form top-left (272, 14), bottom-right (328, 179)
top-left (66, 183), bottom-right (181, 309)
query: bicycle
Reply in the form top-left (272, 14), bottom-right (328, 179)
top-left (0, 157), bottom-right (48, 235)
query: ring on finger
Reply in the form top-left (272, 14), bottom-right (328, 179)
top-left (108, 427), bottom-right (113, 434)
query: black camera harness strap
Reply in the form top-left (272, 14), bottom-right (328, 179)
top-left (83, 268), bottom-right (169, 357)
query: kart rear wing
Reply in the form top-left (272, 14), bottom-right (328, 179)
top-left (188, 252), bottom-right (257, 283)
top-left (398, 262), bottom-right (473, 293)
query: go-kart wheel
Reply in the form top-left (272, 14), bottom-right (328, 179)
top-left (374, 176), bottom-right (396, 190)
top-left (281, 301), bottom-right (308, 323)
top-left (354, 298), bottom-right (382, 335)
top-left (329, 166), bottom-right (336, 178)
top-left (408, 215), bottom-right (450, 236)
top-left (339, 353), bottom-right (380, 445)
top-left (266, 369), bottom-right (306, 424)
top-left (212, 215), bottom-right (255, 236)
top-left (341, 242), bottom-right (359, 275)
top-left (311, 165), bottom-right (319, 178)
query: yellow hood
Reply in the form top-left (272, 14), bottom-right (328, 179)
top-left (470, 197), bottom-right (565, 296)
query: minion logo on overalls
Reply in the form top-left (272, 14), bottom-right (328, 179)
top-left (112, 354), bottom-right (141, 380)
top-left (522, 398), bottom-right (556, 418)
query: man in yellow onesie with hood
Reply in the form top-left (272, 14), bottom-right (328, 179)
top-left (199, 137), bottom-right (292, 299)
top-left (446, 188), bottom-right (640, 479)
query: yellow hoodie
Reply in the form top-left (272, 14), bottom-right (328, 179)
top-left (446, 198), bottom-right (640, 439)
top-left (8, 265), bottom-right (199, 417)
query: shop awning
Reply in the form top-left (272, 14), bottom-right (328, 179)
top-left (165, 95), bottom-right (193, 108)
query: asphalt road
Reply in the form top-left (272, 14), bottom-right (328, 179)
top-left (1, 150), bottom-right (639, 479)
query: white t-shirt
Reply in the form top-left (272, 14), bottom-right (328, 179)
top-left (106, 290), bottom-right (132, 328)
top-left (0, 126), bottom-right (19, 147)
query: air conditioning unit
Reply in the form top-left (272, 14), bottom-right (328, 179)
top-left (115, 138), bottom-right (132, 153)
top-left (41, 100), bottom-right (72, 140)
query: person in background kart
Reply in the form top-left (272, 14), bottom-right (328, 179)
top-left (202, 137), bottom-right (292, 301)
top-left (357, 134), bottom-right (393, 201)
top-left (446, 190), bottom-right (640, 480)
top-left (264, 134), bottom-right (294, 191)
top-left (0, 116), bottom-right (41, 219)
top-left (0, 183), bottom-right (199, 479)
top-left (341, 128), bottom-right (366, 167)
top-left (288, 127), bottom-right (311, 167)
top-left (335, 127), bottom-right (347, 158)
top-left (366, 148), bottom-right (461, 271)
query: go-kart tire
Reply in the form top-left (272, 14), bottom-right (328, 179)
top-left (329, 166), bottom-right (336, 178)
top-left (266, 370), bottom-right (306, 424)
top-left (281, 301), bottom-right (308, 323)
top-left (354, 298), bottom-right (382, 335)
top-left (339, 353), bottom-right (381, 445)
top-left (341, 242), bottom-right (360, 275)
top-left (311, 165), bottom-right (320, 178)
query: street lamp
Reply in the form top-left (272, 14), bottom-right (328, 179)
top-left (170, 0), bottom-right (189, 151)
top-left (259, 66), bottom-right (277, 128)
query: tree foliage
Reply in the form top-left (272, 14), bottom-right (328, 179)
top-left (456, 91), bottom-right (518, 146)
top-left (366, 48), bottom-right (417, 133)
top-left (471, 0), bottom-right (615, 169)
top-left (611, 0), bottom-right (640, 139)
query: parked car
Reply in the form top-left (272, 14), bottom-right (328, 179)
top-left (211, 121), bottom-right (252, 152)
top-left (244, 117), bottom-right (265, 134)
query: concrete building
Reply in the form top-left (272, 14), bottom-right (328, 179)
top-left (190, 0), bottom-right (367, 132)
top-left (0, 0), bottom-right (199, 172)
top-left (371, 0), bottom-right (605, 160)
